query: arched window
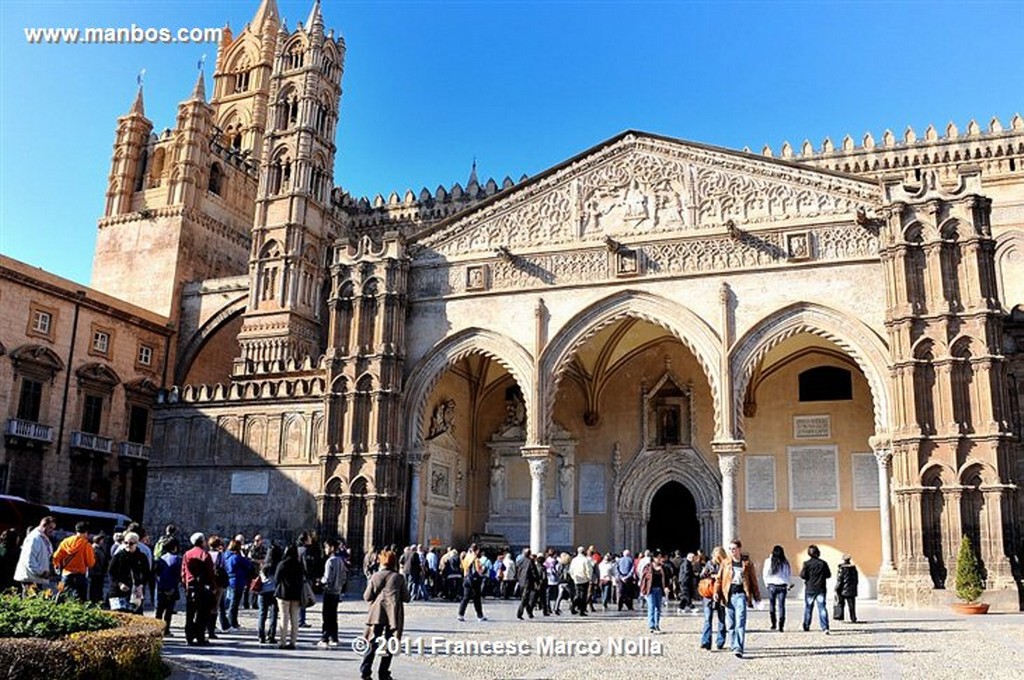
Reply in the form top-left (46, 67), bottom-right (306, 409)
top-left (358, 280), bottom-right (379, 353)
top-left (148, 147), bottom-right (165, 188)
top-left (208, 163), bottom-right (224, 196)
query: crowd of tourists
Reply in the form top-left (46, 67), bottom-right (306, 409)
top-left (1, 517), bottom-right (863, 667)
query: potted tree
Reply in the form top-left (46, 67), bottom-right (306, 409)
top-left (951, 536), bottom-right (989, 614)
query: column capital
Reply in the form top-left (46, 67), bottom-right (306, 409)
top-left (868, 434), bottom-right (893, 466)
top-left (527, 457), bottom-right (550, 480)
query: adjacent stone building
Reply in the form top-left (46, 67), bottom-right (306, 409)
top-left (67, 0), bottom-right (1024, 610)
top-left (0, 256), bottom-right (173, 517)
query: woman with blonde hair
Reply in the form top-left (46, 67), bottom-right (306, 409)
top-left (361, 549), bottom-right (411, 680)
top-left (698, 546), bottom-right (727, 651)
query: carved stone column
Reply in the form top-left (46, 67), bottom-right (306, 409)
top-left (408, 450), bottom-right (425, 544)
top-left (869, 435), bottom-right (897, 580)
top-left (712, 439), bottom-right (744, 545)
top-left (522, 445), bottom-right (551, 553)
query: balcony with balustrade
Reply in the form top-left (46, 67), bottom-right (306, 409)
top-left (3, 418), bottom-right (55, 447)
top-left (70, 431), bottom-right (114, 455)
top-left (117, 441), bottom-right (151, 462)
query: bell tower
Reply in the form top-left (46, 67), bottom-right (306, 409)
top-left (236, 0), bottom-right (346, 369)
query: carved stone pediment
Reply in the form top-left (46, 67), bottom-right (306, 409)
top-left (411, 131), bottom-right (881, 261)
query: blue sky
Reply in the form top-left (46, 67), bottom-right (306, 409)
top-left (1, 0), bottom-right (1021, 285)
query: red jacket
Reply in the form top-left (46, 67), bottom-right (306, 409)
top-left (182, 546), bottom-right (215, 589)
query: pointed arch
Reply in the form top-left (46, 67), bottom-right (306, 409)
top-left (403, 328), bottom-right (535, 452)
top-left (730, 301), bottom-right (890, 437)
top-left (539, 290), bottom-right (721, 443)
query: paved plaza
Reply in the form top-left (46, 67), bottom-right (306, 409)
top-left (163, 595), bottom-right (1023, 679)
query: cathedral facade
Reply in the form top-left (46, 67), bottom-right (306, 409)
top-left (89, 1), bottom-right (1024, 609)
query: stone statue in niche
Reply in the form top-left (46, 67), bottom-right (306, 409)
top-left (427, 398), bottom-right (455, 439)
top-left (557, 459), bottom-right (574, 516)
top-left (489, 462), bottom-right (506, 515)
top-left (623, 180), bottom-right (649, 221)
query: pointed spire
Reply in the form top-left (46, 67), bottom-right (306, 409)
top-left (306, 0), bottom-right (324, 36)
top-left (191, 69), bottom-right (206, 101)
top-left (468, 158), bottom-right (479, 186)
top-left (130, 84), bottom-right (145, 116)
top-left (251, 0), bottom-right (280, 32)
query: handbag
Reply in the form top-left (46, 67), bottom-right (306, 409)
top-left (697, 577), bottom-right (716, 599)
top-left (832, 595), bottom-right (844, 621)
top-left (302, 580), bottom-right (316, 608)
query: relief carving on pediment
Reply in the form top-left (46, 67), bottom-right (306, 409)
top-left (416, 137), bottom-right (879, 260)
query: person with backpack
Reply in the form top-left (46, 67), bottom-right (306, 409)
top-left (256, 544), bottom-right (282, 646)
top-left (154, 538), bottom-right (182, 636)
top-left (457, 544), bottom-right (487, 622)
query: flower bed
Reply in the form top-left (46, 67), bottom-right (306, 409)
top-left (0, 595), bottom-right (165, 679)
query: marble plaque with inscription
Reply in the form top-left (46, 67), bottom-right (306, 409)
top-left (852, 453), bottom-right (880, 509)
top-left (796, 517), bottom-right (835, 539)
top-left (788, 445), bottom-right (839, 510)
top-left (794, 415), bottom-right (831, 439)
top-left (578, 463), bottom-right (606, 514)
top-left (230, 471), bottom-right (269, 495)
top-left (745, 456), bottom-right (776, 511)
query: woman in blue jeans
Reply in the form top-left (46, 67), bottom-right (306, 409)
top-left (699, 546), bottom-right (727, 650)
top-left (638, 552), bottom-right (667, 633)
top-left (762, 545), bottom-right (791, 631)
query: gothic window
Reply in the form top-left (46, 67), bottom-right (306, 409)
top-left (950, 342), bottom-right (975, 433)
top-left (940, 222), bottom-right (963, 311)
top-left (286, 44), bottom-right (305, 70)
top-left (332, 281), bottom-right (354, 355)
top-left (358, 280), bottom-right (379, 353)
top-left (798, 366), bottom-right (852, 402)
top-left (288, 97), bottom-right (299, 126)
top-left (233, 69), bottom-right (250, 93)
top-left (208, 163), bottom-right (224, 196)
top-left (134, 147), bottom-right (148, 192)
top-left (913, 345), bottom-right (937, 435)
top-left (353, 376), bottom-right (374, 452)
top-left (921, 471), bottom-right (946, 588)
top-left (904, 224), bottom-right (928, 312)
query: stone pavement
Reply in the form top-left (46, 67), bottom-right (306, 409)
top-left (162, 595), bottom-right (1024, 679)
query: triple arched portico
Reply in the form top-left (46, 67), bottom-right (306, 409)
top-left (401, 288), bottom-right (894, 563)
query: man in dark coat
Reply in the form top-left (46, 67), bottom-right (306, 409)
top-left (361, 549), bottom-right (410, 680)
top-left (515, 550), bottom-right (542, 619)
top-left (834, 554), bottom-right (859, 622)
top-left (799, 544), bottom-right (832, 633)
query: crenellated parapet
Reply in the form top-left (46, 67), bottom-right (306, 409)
top-left (332, 174), bottom-right (527, 238)
top-left (758, 114), bottom-right (1024, 182)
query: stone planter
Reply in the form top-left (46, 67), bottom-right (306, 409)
top-left (950, 601), bottom-right (990, 615)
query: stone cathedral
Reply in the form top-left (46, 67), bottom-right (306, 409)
top-left (91, 1), bottom-right (1024, 609)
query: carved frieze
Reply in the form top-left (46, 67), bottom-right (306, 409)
top-left (413, 135), bottom-right (880, 260)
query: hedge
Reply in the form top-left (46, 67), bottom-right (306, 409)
top-left (0, 611), bottom-right (166, 679)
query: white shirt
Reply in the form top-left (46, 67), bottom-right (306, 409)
top-left (762, 556), bottom-right (791, 586)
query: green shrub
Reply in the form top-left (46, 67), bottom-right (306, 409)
top-left (954, 535), bottom-right (984, 603)
top-left (0, 593), bottom-right (118, 639)
top-left (0, 595), bottom-right (166, 680)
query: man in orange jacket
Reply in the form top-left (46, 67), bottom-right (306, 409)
top-left (53, 521), bottom-right (96, 602)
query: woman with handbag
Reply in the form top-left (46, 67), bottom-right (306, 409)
top-left (360, 549), bottom-right (410, 680)
top-left (698, 546), bottom-right (726, 651)
top-left (274, 544), bottom-right (305, 649)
